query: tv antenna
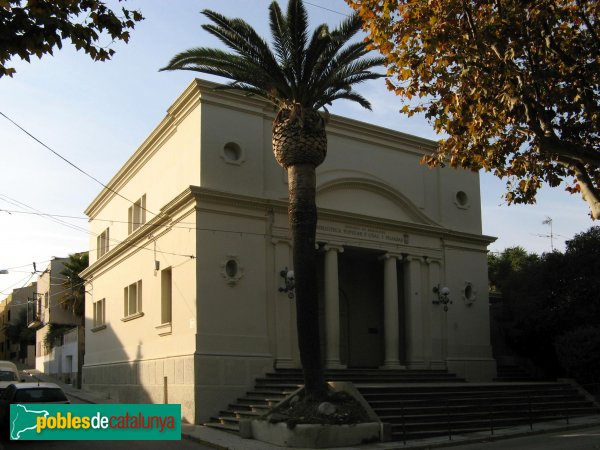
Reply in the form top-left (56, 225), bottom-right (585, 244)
top-left (542, 216), bottom-right (555, 251)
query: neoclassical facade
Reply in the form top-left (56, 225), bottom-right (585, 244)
top-left (81, 79), bottom-right (496, 423)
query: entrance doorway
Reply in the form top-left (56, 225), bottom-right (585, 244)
top-left (338, 248), bottom-right (384, 367)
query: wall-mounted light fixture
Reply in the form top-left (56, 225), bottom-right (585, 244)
top-left (433, 284), bottom-right (452, 312)
top-left (279, 267), bottom-right (295, 299)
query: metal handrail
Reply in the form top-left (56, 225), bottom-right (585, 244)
top-left (391, 385), bottom-right (589, 442)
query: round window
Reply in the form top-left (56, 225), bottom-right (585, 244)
top-left (223, 142), bottom-right (242, 162)
top-left (455, 191), bottom-right (470, 209)
top-left (463, 282), bottom-right (477, 305)
top-left (221, 256), bottom-right (244, 286)
top-left (225, 259), bottom-right (238, 278)
top-left (465, 284), bottom-right (473, 299)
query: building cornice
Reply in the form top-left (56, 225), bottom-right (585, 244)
top-left (191, 186), bottom-right (495, 247)
top-left (85, 78), bottom-right (439, 218)
top-left (81, 188), bottom-right (197, 278)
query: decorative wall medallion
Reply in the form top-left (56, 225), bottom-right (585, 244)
top-left (220, 141), bottom-right (245, 165)
top-left (221, 255), bottom-right (244, 286)
top-left (454, 190), bottom-right (471, 209)
top-left (462, 281), bottom-right (477, 306)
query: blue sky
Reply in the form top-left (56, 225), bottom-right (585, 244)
top-left (0, 0), bottom-right (594, 294)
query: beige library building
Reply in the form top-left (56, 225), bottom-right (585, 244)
top-left (81, 79), bottom-right (496, 423)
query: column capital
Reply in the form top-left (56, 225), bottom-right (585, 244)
top-left (271, 238), bottom-right (292, 247)
top-left (404, 255), bottom-right (425, 263)
top-left (424, 256), bottom-right (442, 265)
top-left (323, 243), bottom-right (344, 253)
top-left (379, 252), bottom-right (402, 261)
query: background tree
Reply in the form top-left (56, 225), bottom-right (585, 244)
top-left (6, 309), bottom-right (35, 361)
top-left (347, 0), bottom-right (600, 218)
top-left (59, 252), bottom-right (89, 320)
top-left (161, 0), bottom-right (383, 398)
top-left (0, 0), bottom-right (143, 77)
top-left (491, 227), bottom-right (600, 378)
top-left (488, 246), bottom-right (538, 294)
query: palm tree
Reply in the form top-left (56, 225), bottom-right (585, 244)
top-left (60, 252), bottom-right (89, 320)
top-left (161, 0), bottom-right (383, 398)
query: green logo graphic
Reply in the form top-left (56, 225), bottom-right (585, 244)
top-left (10, 404), bottom-right (181, 440)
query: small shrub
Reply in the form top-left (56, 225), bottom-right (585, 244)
top-left (555, 326), bottom-right (600, 386)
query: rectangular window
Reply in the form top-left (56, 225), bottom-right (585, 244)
top-left (97, 228), bottom-right (110, 258)
top-left (93, 298), bottom-right (106, 328)
top-left (128, 194), bottom-right (146, 234)
top-left (161, 267), bottom-right (172, 324)
top-left (44, 292), bottom-right (49, 309)
top-left (123, 280), bottom-right (142, 317)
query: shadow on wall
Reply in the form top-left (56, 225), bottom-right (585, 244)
top-left (81, 328), bottom-right (196, 423)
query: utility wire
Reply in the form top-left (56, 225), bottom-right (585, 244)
top-left (0, 194), bottom-right (89, 236)
top-left (0, 111), bottom-right (162, 221)
top-left (0, 202), bottom-right (195, 260)
top-left (0, 208), bottom-right (269, 238)
top-left (304, 1), bottom-right (349, 16)
top-left (0, 273), bottom-right (35, 296)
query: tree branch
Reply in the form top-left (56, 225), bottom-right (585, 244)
top-left (566, 159), bottom-right (600, 220)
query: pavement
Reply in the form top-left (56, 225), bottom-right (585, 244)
top-left (15, 364), bottom-right (600, 450)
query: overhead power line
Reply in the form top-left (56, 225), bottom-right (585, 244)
top-left (0, 198), bottom-right (195, 260)
top-left (304, 1), bottom-right (349, 16)
top-left (0, 111), bottom-right (162, 221)
top-left (0, 207), bottom-right (269, 238)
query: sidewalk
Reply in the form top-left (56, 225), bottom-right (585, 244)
top-left (16, 362), bottom-right (113, 405)
top-left (14, 364), bottom-right (600, 449)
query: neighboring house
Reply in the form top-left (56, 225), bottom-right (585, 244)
top-left (81, 79), bottom-right (496, 423)
top-left (29, 258), bottom-right (82, 380)
top-left (0, 282), bottom-right (37, 362)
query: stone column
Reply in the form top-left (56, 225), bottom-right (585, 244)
top-left (404, 255), bottom-right (424, 368)
top-left (427, 258), bottom-right (445, 366)
top-left (382, 253), bottom-right (403, 368)
top-left (324, 244), bottom-right (344, 368)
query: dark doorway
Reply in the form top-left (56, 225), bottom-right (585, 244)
top-left (338, 248), bottom-right (384, 367)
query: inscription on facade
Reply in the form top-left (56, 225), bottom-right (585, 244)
top-left (317, 224), bottom-right (409, 244)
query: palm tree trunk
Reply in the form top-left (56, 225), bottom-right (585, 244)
top-left (288, 163), bottom-right (327, 398)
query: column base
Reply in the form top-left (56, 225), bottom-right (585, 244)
top-left (382, 361), bottom-right (406, 369)
top-left (405, 360), bottom-right (428, 370)
top-left (275, 358), bottom-right (299, 369)
top-left (325, 360), bottom-right (346, 369)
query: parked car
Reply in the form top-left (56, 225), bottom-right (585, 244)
top-left (0, 362), bottom-right (22, 391)
top-left (0, 382), bottom-right (70, 436)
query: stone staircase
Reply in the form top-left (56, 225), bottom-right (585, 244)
top-left (494, 364), bottom-right (542, 382)
top-left (204, 369), bottom-right (600, 441)
top-left (204, 368), bottom-right (463, 432)
top-left (359, 381), bottom-right (600, 441)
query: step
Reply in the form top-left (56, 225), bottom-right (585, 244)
top-left (358, 384), bottom-right (576, 396)
top-left (203, 422), bottom-right (240, 433)
top-left (388, 414), bottom-right (579, 433)
top-left (372, 400), bottom-right (595, 416)
top-left (377, 407), bottom-right (598, 424)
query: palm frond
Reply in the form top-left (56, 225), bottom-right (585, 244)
top-left (162, 1), bottom-right (382, 112)
top-left (316, 90), bottom-right (373, 110)
top-left (286, 0), bottom-right (309, 89)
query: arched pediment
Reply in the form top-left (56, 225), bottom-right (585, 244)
top-left (316, 177), bottom-right (438, 226)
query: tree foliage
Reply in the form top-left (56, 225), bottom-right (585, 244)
top-left (6, 309), bottom-right (35, 345)
top-left (490, 226), bottom-right (600, 376)
top-left (347, 0), bottom-right (600, 218)
top-left (60, 252), bottom-right (88, 319)
top-left (0, 0), bottom-right (143, 78)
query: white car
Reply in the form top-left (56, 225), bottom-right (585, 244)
top-left (0, 362), bottom-right (21, 391)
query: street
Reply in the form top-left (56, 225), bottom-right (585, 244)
top-left (0, 439), bottom-right (214, 450)
top-left (446, 426), bottom-right (600, 450)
